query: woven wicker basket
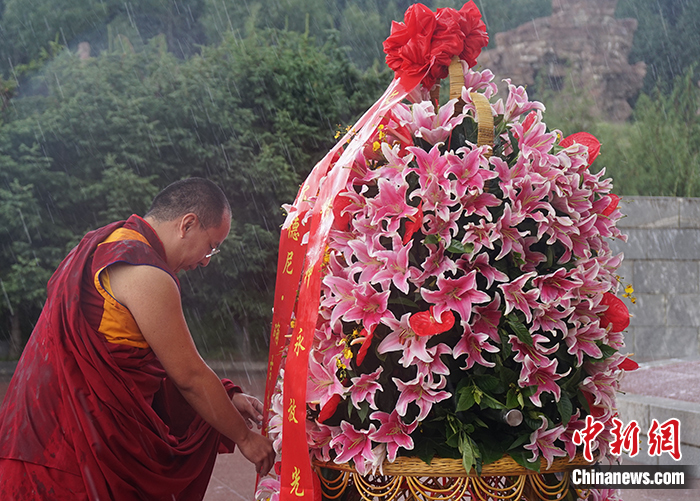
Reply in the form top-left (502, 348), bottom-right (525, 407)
top-left (314, 452), bottom-right (594, 478)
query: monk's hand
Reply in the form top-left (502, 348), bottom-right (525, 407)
top-left (238, 429), bottom-right (276, 476)
top-left (232, 392), bottom-right (264, 429)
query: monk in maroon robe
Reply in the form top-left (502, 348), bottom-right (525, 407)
top-left (0, 178), bottom-right (274, 500)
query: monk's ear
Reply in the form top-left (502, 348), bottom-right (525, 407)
top-left (179, 213), bottom-right (198, 237)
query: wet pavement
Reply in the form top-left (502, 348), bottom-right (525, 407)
top-left (1, 358), bottom-right (698, 500)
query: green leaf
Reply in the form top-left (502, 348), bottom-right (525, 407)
top-left (478, 393), bottom-right (508, 410)
top-left (388, 296), bottom-right (419, 308)
top-left (446, 240), bottom-right (474, 255)
top-left (597, 343), bottom-right (617, 360)
top-left (556, 393), bottom-right (573, 425)
top-left (509, 450), bottom-right (540, 473)
top-left (507, 432), bottom-right (532, 451)
top-left (424, 234), bottom-right (441, 245)
top-left (473, 374), bottom-right (502, 392)
top-left (357, 401), bottom-right (370, 422)
top-left (506, 388), bottom-right (520, 409)
top-left (506, 315), bottom-right (533, 346)
top-left (460, 435), bottom-right (480, 474)
top-left (456, 386), bottom-right (476, 412)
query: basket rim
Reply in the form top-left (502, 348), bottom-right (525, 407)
top-left (313, 452), bottom-right (596, 478)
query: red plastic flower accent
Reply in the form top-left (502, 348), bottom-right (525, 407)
top-left (618, 356), bottom-right (639, 371)
top-left (403, 200), bottom-right (424, 244)
top-left (318, 393), bottom-right (343, 423)
top-left (602, 193), bottom-right (620, 217)
top-left (355, 327), bottom-right (375, 366)
top-left (599, 292), bottom-right (630, 333)
top-left (560, 132), bottom-right (601, 167)
top-left (409, 306), bottom-right (455, 336)
top-left (383, 2), bottom-right (488, 91)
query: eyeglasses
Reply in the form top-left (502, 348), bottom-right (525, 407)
top-left (205, 246), bottom-right (221, 259)
top-left (200, 218), bottom-right (222, 259)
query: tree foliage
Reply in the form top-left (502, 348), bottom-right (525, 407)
top-left (591, 68), bottom-right (700, 197)
top-left (617, 0), bottom-right (700, 95)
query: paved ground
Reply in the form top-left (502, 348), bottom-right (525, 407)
top-left (1, 359), bottom-right (698, 500)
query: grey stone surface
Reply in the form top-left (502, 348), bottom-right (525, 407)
top-left (680, 198), bottom-right (700, 229)
top-left (609, 230), bottom-right (645, 259)
top-left (620, 326), bottom-right (635, 355)
top-left (644, 230), bottom-right (700, 260)
top-left (619, 197), bottom-right (680, 229)
top-left (616, 197), bottom-right (700, 360)
top-left (629, 294), bottom-right (666, 327)
top-left (634, 261), bottom-right (700, 295)
top-left (617, 394), bottom-right (651, 432)
top-left (633, 328), bottom-right (698, 361)
top-left (616, 260), bottom-right (634, 283)
top-left (667, 296), bottom-right (700, 327)
top-left (617, 392), bottom-right (700, 469)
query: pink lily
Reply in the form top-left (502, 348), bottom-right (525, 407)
top-left (420, 270), bottom-right (491, 323)
top-left (347, 238), bottom-right (388, 285)
top-left (565, 321), bottom-right (606, 366)
top-left (579, 370), bottom-right (619, 422)
top-left (414, 343), bottom-right (452, 378)
top-left (524, 415), bottom-right (567, 469)
top-left (532, 268), bottom-right (582, 304)
top-left (461, 66), bottom-right (498, 98)
top-left (330, 422), bottom-right (377, 475)
top-left (307, 420), bottom-right (340, 462)
top-left (499, 271), bottom-right (540, 323)
top-left (469, 296), bottom-right (502, 342)
top-left (373, 237), bottom-right (418, 294)
top-left (461, 220), bottom-right (497, 254)
top-left (378, 313), bottom-right (434, 367)
top-left (370, 410), bottom-right (419, 462)
top-left (349, 367), bottom-right (384, 410)
top-left (446, 146), bottom-right (495, 196)
top-left (494, 204), bottom-right (529, 260)
top-left (393, 375), bottom-right (451, 420)
top-left (417, 243), bottom-right (458, 285)
top-left (368, 178), bottom-right (415, 225)
top-left (531, 302), bottom-right (574, 337)
top-left (518, 355), bottom-right (567, 407)
top-left (397, 99), bottom-right (465, 145)
top-left (502, 79), bottom-right (545, 123)
top-left (509, 333), bottom-right (558, 366)
top-left (453, 322), bottom-right (498, 369)
top-left (458, 253), bottom-right (508, 288)
top-left (559, 410), bottom-right (585, 460)
top-left (307, 352), bottom-right (346, 406)
top-left (341, 282), bottom-right (393, 334)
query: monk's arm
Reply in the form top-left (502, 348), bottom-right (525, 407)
top-left (107, 263), bottom-right (274, 475)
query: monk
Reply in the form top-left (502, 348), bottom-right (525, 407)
top-left (0, 178), bottom-right (275, 500)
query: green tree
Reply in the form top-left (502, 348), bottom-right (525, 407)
top-left (617, 0), bottom-right (700, 95)
top-left (0, 0), bottom-right (208, 78)
top-left (592, 68), bottom-right (700, 197)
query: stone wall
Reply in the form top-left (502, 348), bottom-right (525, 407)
top-left (610, 197), bottom-right (700, 362)
top-left (478, 0), bottom-right (646, 122)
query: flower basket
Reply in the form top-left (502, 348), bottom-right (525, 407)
top-left (259, 3), bottom-right (633, 501)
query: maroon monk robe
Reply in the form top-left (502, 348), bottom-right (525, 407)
top-left (0, 215), bottom-right (240, 500)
